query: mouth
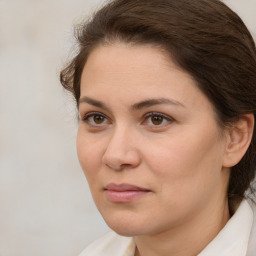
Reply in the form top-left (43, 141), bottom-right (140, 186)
top-left (104, 183), bottom-right (151, 203)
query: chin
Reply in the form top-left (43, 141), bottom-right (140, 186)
top-left (108, 224), bottom-right (146, 237)
top-left (102, 213), bottom-right (149, 237)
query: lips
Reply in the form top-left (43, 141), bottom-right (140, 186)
top-left (104, 183), bottom-right (151, 203)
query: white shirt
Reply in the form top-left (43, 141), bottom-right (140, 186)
top-left (198, 199), bottom-right (253, 256)
top-left (79, 199), bottom-right (254, 256)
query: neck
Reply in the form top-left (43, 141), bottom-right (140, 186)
top-left (134, 197), bottom-right (230, 256)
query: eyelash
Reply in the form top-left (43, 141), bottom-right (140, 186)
top-left (81, 111), bottom-right (174, 128)
top-left (143, 112), bottom-right (174, 127)
top-left (82, 112), bottom-right (109, 126)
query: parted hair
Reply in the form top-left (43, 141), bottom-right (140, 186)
top-left (60, 0), bottom-right (256, 204)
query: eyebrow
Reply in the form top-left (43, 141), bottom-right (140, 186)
top-left (79, 97), bottom-right (110, 111)
top-left (131, 98), bottom-right (185, 110)
top-left (78, 96), bottom-right (185, 110)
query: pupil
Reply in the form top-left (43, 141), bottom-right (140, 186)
top-left (94, 115), bottom-right (104, 124)
top-left (152, 116), bottom-right (163, 125)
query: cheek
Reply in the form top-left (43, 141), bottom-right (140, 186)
top-left (144, 125), bottom-right (225, 189)
top-left (76, 129), bottom-right (104, 182)
top-left (143, 131), bottom-right (226, 220)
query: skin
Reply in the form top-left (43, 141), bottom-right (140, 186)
top-left (77, 43), bottom-right (232, 256)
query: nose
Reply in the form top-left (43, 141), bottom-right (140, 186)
top-left (102, 126), bottom-right (141, 171)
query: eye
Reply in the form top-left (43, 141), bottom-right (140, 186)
top-left (82, 112), bottom-right (109, 126)
top-left (144, 112), bottom-right (173, 127)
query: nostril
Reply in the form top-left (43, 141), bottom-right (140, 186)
top-left (102, 149), bottom-right (141, 171)
top-left (104, 162), bottom-right (137, 171)
top-left (120, 163), bottom-right (134, 170)
top-left (104, 162), bottom-right (121, 171)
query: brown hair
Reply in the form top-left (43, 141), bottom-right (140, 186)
top-left (60, 0), bottom-right (256, 203)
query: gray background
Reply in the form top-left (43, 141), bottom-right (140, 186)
top-left (0, 0), bottom-right (255, 255)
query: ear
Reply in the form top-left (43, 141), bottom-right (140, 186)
top-left (222, 114), bottom-right (254, 168)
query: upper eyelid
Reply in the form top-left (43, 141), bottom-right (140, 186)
top-left (144, 112), bottom-right (174, 120)
top-left (142, 112), bottom-right (175, 128)
top-left (80, 110), bottom-right (174, 125)
top-left (81, 112), bottom-right (110, 127)
top-left (82, 111), bottom-right (109, 120)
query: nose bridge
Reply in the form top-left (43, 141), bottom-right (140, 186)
top-left (102, 123), bottom-right (140, 170)
top-left (110, 123), bottom-right (129, 146)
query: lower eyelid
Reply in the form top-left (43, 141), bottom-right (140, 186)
top-left (81, 111), bottom-right (173, 127)
top-left (81, 112), bottom-right (112, 128)
top-left (142, 114), bottom-right (174, 128)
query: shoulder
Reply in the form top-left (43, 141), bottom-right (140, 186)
top-left (78, 231), bottom-right (135, 256)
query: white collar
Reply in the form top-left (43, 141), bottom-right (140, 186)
top-left (198, 199), bottom-right (253, 256)
top-left (79, 199), bottom-right (253, 256)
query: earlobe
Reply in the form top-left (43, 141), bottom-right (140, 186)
top-left (222, 113), bottom-right (254, 168)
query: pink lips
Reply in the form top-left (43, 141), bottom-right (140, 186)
top-left (104, 183), bottom-right (150, 203)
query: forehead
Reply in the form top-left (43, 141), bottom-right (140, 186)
top-left (80, 43), bottom-right (212, 112)
top-left (82, 43), bottom-right (191, 87)
top-left (83, 42), bottom-right (173, 71)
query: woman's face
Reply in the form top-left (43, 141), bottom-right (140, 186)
top-left (77, 43), bottom-right (230, 236)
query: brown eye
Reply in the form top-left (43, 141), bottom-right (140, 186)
top-left (82, 112), bottom-right (108, 126)
top-left (144, 112), bottom-right (174, 128)
top-left (93, 115), bottom-right (105, 124)
top-left (151, 115), bottom-right (164, 125)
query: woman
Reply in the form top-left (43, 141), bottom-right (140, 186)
top-left (60, 0), bottom-right (256, 255)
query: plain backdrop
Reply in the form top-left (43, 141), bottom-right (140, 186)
top-left (0, 0), bottom-right (255, 255)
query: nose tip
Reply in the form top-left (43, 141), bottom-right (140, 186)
top-left (102, 150), bottom-right (141, 171)
top-left (102, 131), bottom-right (141, 171)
